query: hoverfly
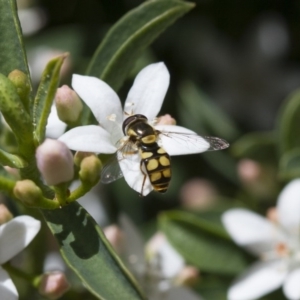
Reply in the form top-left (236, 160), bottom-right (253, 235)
top-left (100, 114), bottom-right (229, 196)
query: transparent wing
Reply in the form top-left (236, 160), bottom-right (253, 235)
top-left (157, 128), bottom-right (229, 156)
top-left (100, 155), bottom-right (124, 184)
top-left (100, 139), bottom-right (139, 184)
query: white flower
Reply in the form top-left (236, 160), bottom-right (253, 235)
top-left (119, 215), bottom-right (202, 300)
top-left (0, 215), bottom-right (41, 299)
top-left (59, 62), bottom-right (219, 195)
top-left (222, 179), bottom-right (300, 300)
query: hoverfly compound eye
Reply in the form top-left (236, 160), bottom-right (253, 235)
top-left (122, 114), bottom-right (148, 134)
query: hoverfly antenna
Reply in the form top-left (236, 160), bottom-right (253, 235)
top-left (122, 114), bottom-right (148, 134)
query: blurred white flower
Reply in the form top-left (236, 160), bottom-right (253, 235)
top-left (18, 7), bottom-right (47, 36)
top-left (46, 105), bottom-right (67, 139)
top-left (119, 215), bottom-right (202, 300)
top-left (0, 215), bottom-right (41, 299)
top-left (222, 179), bottom-right (300, 300)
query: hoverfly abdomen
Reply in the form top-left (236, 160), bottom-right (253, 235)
top-left (140, 144), bottom-right (171, 194)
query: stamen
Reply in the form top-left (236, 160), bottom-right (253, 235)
top-left (107, 114), bottom-right (116, 121)
top-left (276, 242), bottom-right (289, 257)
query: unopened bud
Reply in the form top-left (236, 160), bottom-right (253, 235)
top-left (55, 85), bottom-right (83, 123)
top-left (103, 225), bottom-right (124, 254)
top-left (238, 159), bottom-right (262, 184)
top-left (8, 69), bottom-right (31, 106)
top-left (266, 207), bottom-right (278, 223)
top-left (79, 155), bottom-right (102, 184)
top-left (74, 151), bottom-right (94, 167)
top-left (175, 265), bottom-right (199, 287)
top-left (14, 180), bottom-right (43, 206)
top-left (4, 166), bottom-right (20, 179)
top-left (38, 272), bottom-right (70, 300)
top-left (0, 204), bottom-right (13, 225)
top-left (36, 139), bottom-right (74, 185)
top-left (180, 178), bottom-right (217, 210)
top-left (156, 114), bottom-right (176, 125)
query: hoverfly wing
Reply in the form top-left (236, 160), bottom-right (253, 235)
top-left (100, 155), bottom-right (124, 184)
top-left (155, 125), bottom-right (229, 156)
top-left (101, 138), bottom-right (139, 184)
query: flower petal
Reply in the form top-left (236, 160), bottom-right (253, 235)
top-left (277, 179), bottom-right (300, 236)
top-left (46, 105), bottom-right (67, 139)
top-left (157, 238), bottom-right (185, 278)
top-left (58, 125), bottom-right (117, 153)
top-left (118, 152), bottom-right (153, 196)
top-left (0, 216), bottom-right (41, 264)
top-left (72, 74), bottom-right (123, 138)
top-left (283, 268), bottom-right (300, 300)
top-left (0, 267), bottom-right (18, 300)
top-left (228, 260), bottom-right (287, 300)
top-left (155, 125), bottom-right (211, 156)
top-left (124, 63), bottom-right (170, 121)
top-left (222, 209), bottom-right (285, 256)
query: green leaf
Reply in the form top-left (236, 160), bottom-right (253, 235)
top-left (0, 74), bottom-right (33, 149)
top-left (83, 0), bottom-right (194, 123)
top-left (32, 54), bottom-right (67, 145)
top-left (0, 0), bottom-right (31, 80)
top-left (159, 210), bottom-right (247, 275)
top-left (232, 131), bottom-right (277, 163)
top-left (178, 81), bottom-right (240, 140)
top-left (279, 147), bottom-right (300, 181)
top-left (202, 151), bottom-right (238, 184)
top-left (42, 202), bottom-right (146, 300)
top-left (0, 148), bottom-right (27, 168)
top-left (277, 89), bottom-right (300, 154)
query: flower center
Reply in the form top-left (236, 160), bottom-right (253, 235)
top-left (275, 242), bottom-right (289, 257)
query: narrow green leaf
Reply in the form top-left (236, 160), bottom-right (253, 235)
top-left (159, 210), bottom-right (247, 275)
top-left (42, 202), bottom-right (146, 300)
top-left (0, 74), bottom-right (33, 147)
top-left (83, 0), bottom-right (194, 123)
top-left (279, 147), bottom-right (300, 181)
top-left (232, 131), bottom-right (277, 163)
top-left (178, 81), bottom-right (240, 140)
top-left (202, 151), bottom-right (238, 184)
top-left (277, 89), bottom-right (300, 154)
top-left (0, 166), bottom-right (16, 198)
top-left (32, 54), bottom-right (67, 145)
top-left (0, 148), bottom-right (27, 168)
top-left (0, 0), bottom-right (31, 80)
top-left (87, 0), bottom-right (193, 86)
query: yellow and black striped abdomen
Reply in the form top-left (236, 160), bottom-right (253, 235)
top-left (140, 145), bottom-right (171, 193)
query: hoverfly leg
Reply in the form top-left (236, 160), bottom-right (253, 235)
top-left (139, 160), bottom-right (147, 197)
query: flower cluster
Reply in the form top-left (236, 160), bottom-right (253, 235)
top-left (222, 179), bottom-right (300, 300)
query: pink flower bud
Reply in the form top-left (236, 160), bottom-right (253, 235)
top-left (55, 85), bottom-right (83, 123)
top-left (266, 207), bottom-right (278, 223)
top-left (180, 178), bottom-right (218, 210)
top-left (156, 114), bottom-right (176, 125)
top-left (0, 204), bottom-right (13, 225)
top-left (38, 272), bottom-right (70, 300)
top-left (36, 139), bottom-right (74, 185)
top-left (103, 225), bottom-right (124, 254)
top-left (175, 265), bottom-right (200, 286)
top-left (237, 159), bottom-right (262, 184)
